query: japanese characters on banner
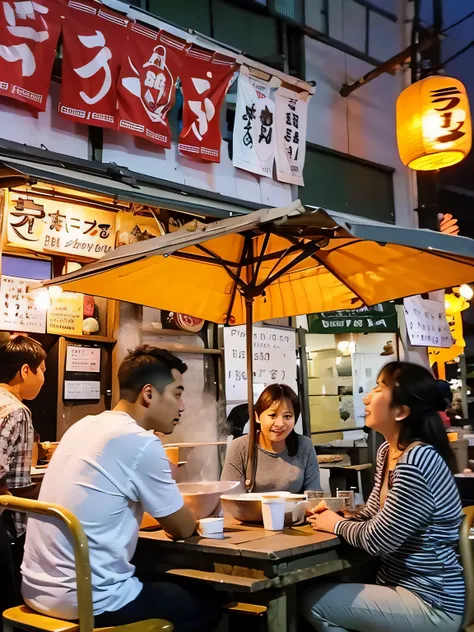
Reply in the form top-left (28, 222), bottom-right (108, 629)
top-left (232, 70), bottom-right (278, 178)
top-left (403, 294), bottom-right (453, 348)
top-left (179, 46), bottom-right (237, 162)
top-left (0, 0), bottom-right (62, 109)
top-left (6, 193), bottom-right (116, 259)
top-left (0, 275), bottom-right (47, 333)
top-left (0, 0), bottom-right (312, 174)
top-left (275, 87), bottom-right (310, 186)
top-left (118, 23), bottom-right (185, 148)
top-left (60, 0), bottom-right (128, 129)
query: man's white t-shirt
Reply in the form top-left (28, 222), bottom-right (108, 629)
top-left (21, 411), bottom-right (184, 620)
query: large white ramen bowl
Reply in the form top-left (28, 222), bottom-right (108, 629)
top-left (220, 491), bottom-right (307, 524)
top-left (178, 481), bottom-right (240, 519)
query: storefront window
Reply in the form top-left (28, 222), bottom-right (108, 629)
top-left (2, 255), bottom-right (52, 280)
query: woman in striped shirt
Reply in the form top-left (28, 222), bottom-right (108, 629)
top-left (303, 361), bottom-right (465, 632)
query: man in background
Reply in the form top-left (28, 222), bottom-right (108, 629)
top-left (0, 335), bottom-right (47, 528)
top-left (0, 334), bottom-right (47, 606)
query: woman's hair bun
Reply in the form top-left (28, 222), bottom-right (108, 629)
top-left (434, 379), bottom-right (452, 411)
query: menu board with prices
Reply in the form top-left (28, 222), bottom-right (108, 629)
top-left (0, 275), bottom-right (47, 334)
top-left (404, 295), bottom-right (453, 348)
top-left (64, 380), bottom-right (101, 400)
top-left (66, 346), bottom-right (101, 373)
top-left (224, 325), bottom-right (297, 403)
top-left (47, 293), bottom-right (84, 336)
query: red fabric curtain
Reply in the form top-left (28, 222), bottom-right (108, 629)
top-left (117, 22), bottom-right (185, 148)
top-left (0, 0), bottom-right (62, 110)
top-left (179, 45), bottom-right (236, 163)
top-left (59, 0), bottom-right (128, 129)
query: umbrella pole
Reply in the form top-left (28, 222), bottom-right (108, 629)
top-left (244, 297), bottom-right (257, 491)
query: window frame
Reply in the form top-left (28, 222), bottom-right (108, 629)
top-left (300, 141), bottom-right (396, 224)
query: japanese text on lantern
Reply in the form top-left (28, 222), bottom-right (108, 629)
top-left (5, 194), bottom-right (117, 259)
top-left (429, 85), bottom-right (467, 145)
top-left (0, 0), bottom-right (62, 109)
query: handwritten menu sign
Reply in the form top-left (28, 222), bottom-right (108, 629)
top-left (47, 293), bottom-right (83, 336)
top-left (224, 325), bottom-right (297, 402)
top-left (0, 275), bottom-right (46, 334)
top-left (404, 295), bottom-right (453, 348)
top-left (64, 380), bottom-right (100, 400)
top-left (66, 346), bottom-right (101, 373)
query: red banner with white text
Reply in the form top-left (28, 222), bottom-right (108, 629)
top-left (59, 0), bottom-right (128, 129)
top-left (179, 46), bottom-right (236, 162)
top-left (0, 0), bottom-right (62, 110)
top-left (117, 22), bottom-right (185, 148)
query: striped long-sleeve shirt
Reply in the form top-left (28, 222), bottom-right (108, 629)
top-left (335, 442), bottom-right (465, 616)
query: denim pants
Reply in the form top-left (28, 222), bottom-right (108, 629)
top-left (93, 578), bottom-right (222, 632)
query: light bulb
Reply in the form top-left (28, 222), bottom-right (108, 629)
top-left (459, 284), bottom-right (473, 301)
top-left (34, 290), bottom-right (50, 311)
top-left (337, 341), bottom-right (350, 353)
top-left (48, 286), bottom-right (63, 299)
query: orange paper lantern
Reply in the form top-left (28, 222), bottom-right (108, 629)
top-left (396, 76), bottom-right (472, 171)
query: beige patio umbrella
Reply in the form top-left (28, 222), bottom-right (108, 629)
top-left (41, 200), bottom-right (474, 489)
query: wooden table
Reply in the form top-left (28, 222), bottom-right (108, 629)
top-left (136, 517), bottom-right (365, 632)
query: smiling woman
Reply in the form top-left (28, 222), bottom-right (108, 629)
top-left (302, 362), bottom-right (465, 632)
top-left (220, 384), bottom-right (321, 494)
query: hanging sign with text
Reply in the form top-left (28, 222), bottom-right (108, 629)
top-left (223, 325), bottom-right (297, 402)
top-left (404, 295), bottom-right (453, 348)
top-left (308, 303), bottom-right (398, 334)
top-left (47, 292), bottom-right (84, 336)
top-left (66, 345), bottom-right (101, 372)
top-left (6, 193), bottom-right (116, 260)
top-left (0, 275), bottom-right (46, 334)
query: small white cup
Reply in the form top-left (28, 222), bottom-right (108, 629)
top-left (197, 517), bottom-right (224, 539)
top-left (261, 496), bottom-right (286, 531)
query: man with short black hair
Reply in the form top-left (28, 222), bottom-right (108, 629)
top-left (0, 335), bottom-right (47, 535)
top-left (22, 345), bottom-right (221, 632)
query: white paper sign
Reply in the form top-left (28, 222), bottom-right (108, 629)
top-left (404, 295), bottom-right (453, 348)
top-left (275, 87), bottom-right (310, 186)
top-left (233, 71), bottom-right (277, 179)
top-left (0, 275), bottom-right (47, 334)
top-left (224, 325), bottom-right (297, 403)
top-left (64, 380), bottom-right (101, 400)
top-left (66, 346), bottom-right (101, 373)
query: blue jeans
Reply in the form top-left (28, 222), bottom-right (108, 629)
top-left (93, 579), bottom-right (222, 632)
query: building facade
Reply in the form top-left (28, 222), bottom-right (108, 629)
top-left (0, 0), bottom-right (416, 226)
top-left (0, 0), bottom-right (430, 454)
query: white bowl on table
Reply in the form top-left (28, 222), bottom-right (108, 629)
top-left (178, 481), bottom-right (240, 520)
top-left (220, 491), bottom-right (307, 525)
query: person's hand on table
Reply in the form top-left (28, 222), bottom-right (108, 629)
top-left (308, 509), bottom-right (345, 534)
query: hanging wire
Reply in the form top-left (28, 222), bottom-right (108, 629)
top-left (421, 9), bottom-right (474, 75)
top-left (441, 10), bottom-right (474, 34)
top-left (430, 39), bottom-right (474, 73)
